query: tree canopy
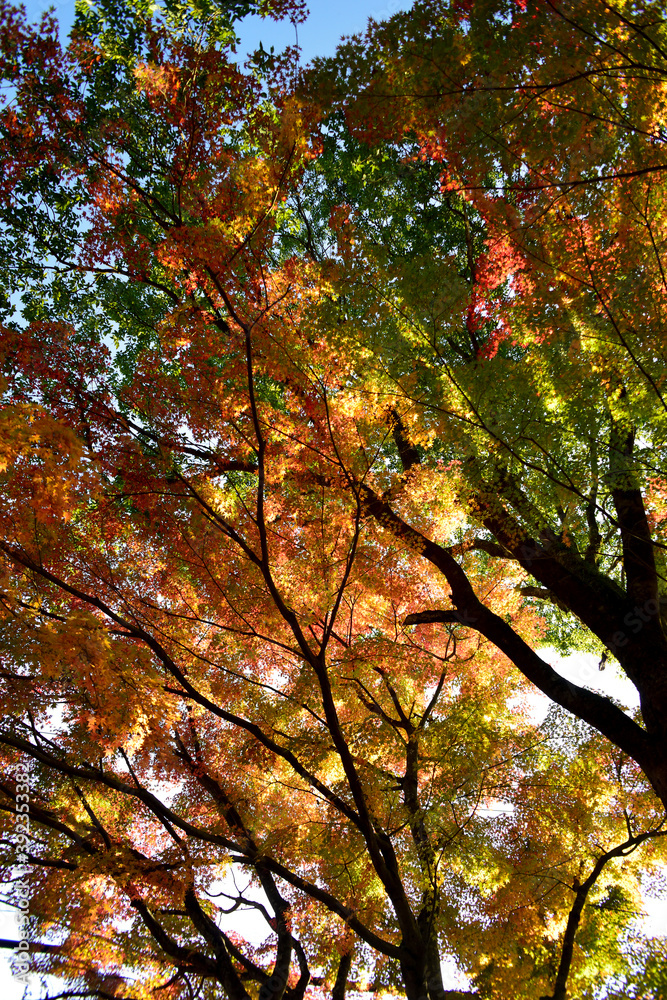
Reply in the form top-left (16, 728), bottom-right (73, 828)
top-left (1, 1), bottom-right (667, 998)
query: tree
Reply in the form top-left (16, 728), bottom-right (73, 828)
top-left (0, 1), bottom-right (665, 999)
top-left (303, 0), bottom-right (667, 804)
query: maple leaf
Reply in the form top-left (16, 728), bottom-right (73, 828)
top-left (0, 2), bottom-right (666, 1000)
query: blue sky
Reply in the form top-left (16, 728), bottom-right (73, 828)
top-left (240, 0), bottom-right (410, 60)
top-left (22, 0), bottom-right (411, 60)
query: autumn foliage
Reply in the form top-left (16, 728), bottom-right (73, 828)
top-left (1, 2), bottom-right (667, 999)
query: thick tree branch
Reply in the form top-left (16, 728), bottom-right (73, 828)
top-left (359, 485), bottom-right (655, 782)
top-left (332, 951), bottom-right (352, 1000)
top-left (390, 409), bottom-right (421, 472)
top-left (609, 421), bottom-right (659, 605)
top-left (182, 888), bottom-right (252, 1000)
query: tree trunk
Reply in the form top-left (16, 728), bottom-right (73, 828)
top-left (399, 944), bottom-right (429, 1000)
